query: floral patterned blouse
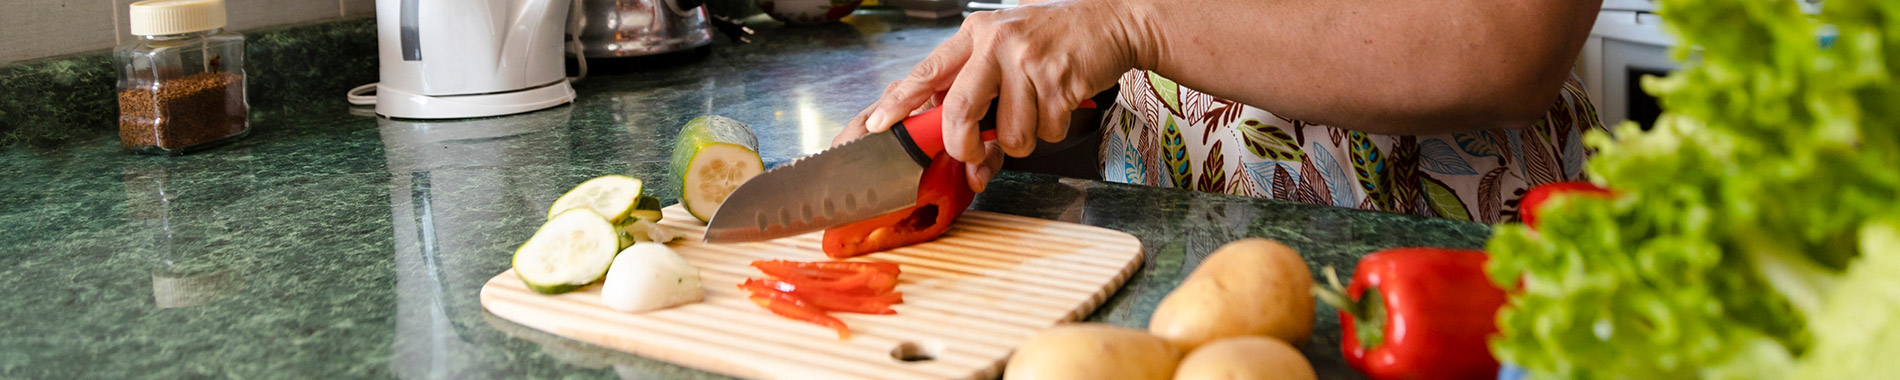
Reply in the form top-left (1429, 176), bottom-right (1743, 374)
top-left (1100, 70), bottom-right (1607, 223)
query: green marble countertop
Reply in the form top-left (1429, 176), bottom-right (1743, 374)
top-left (0, 10), bottom-right (1489, 380)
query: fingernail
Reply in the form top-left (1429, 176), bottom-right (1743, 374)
top-left (865, 109), bottom-right (889, 131)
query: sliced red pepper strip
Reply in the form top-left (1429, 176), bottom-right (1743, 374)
top-left (753, 260), bottom-right (901, 277)
top-left (746, 281), bottom-right (899, 315)
top-left (744, 278), bottom-right (904, 306)
top-left (805, 296), bottom-right (898, 315)
top-left (743, 286), bottom-right (851, 339)
top-left (822, 153), bottom-right (975, 258)
top-left (754, 264), bottom-right (872, 293)
top-left (861, 271), bottom-right (898, 294)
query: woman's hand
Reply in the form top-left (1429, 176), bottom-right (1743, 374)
top-left (832, 0), bottom-right (1141, 192)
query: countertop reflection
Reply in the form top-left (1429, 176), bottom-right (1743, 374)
top-left (0, 10), bottom-right (1487, 380)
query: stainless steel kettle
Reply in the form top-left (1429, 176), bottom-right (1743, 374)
top-left (572, 0), bottom-right (714, 58)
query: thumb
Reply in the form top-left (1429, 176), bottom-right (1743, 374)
top-left (967, 141), bottom-right (1005, 193)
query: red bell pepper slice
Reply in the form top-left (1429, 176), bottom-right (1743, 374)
top-left (751, 261), bottom-right (903, 295)
top-left (1313, 248), bottom-right (1510, 380)
top-left (741, 279), bottom-right (902, 315)
top-left (745, 278), bottom-right (903, 304)
top-left (754, 263), bottom-right (883, 293)
top-left (1519, 181), bottom-right (1615, 230)
top-left (752, 260), bottom-right (901, 277)
top-left (744, 286), bottom-right (851, 339)
top-left (822, 152), bottom-right (975, 258)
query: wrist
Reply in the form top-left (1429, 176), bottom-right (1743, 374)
top-left (1105, 0), bottom-right (1165, 71)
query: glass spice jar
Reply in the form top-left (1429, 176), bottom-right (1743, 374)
top-left (115, 0), bottom-right (249, 155)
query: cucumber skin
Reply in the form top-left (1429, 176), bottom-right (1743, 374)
top-left (668, 115), bottom-right (762, 222)
top-left (524, 279), bottom-right (596, 295)
top-left (628, 195), bottom-right (664, 223)
top-left (515, 209), bottom-right (619, 295)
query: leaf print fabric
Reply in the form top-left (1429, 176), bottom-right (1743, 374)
top-left (1162, 116), bottom-right (1191, 189)
top-left (1100, 69), bottom-right (1607, 221)
top-left (1420, 139), bottom-right (1480, 175)
top-left (1197, 140), bottom-right (1227, 193)
top-left (1237, 119), bottom-right (1305, 161)
top-left (1348, 131), bottom-right (1391, 211)
top-left (1146, 71), bottom-right (1185, 118)
top-left (1421, 174), bottom-right (1472, 221)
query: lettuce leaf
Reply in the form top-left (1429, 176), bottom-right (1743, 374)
top-left (1483, 0), bottom-right (1900, 378)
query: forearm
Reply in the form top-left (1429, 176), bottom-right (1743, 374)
top-left (1117, 0), bottom-right (1601, 134)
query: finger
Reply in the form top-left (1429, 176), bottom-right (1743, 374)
top-left (967, 141), bottom-right (1006, 192)
top-left (996, 55), bottom-right (1041, 158)
top-left (908, 95), bottom-right (940, 117)
top-left (1035, 89), bottom-right (1075, 144)
top-left (941, 56), bottom-right (1002, 164)
top-left (866, 29), bottom-right (976, 132)
top-left (833, 123), bottom-right (870, 146)
top-left (839, 80), bottom-right (907, 145)
top-left (1027, 64), bottom-right (1087, 143)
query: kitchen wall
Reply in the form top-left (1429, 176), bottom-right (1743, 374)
top-left (0, 0), bottom-right (374, 65)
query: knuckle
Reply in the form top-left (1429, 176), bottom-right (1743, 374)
top-left (908, 60), bottom-right (941, 80)
top-left (942, 94), bottom-right (976, 112)
top-left (962, 11), bottom-right (992, 25)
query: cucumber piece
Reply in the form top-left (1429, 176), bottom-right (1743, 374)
top-left (628, 195), bottom-right (664, 223)
top-left (514, 209), bottom-right (620, 294)
top-left (669, 115), bottom-right (763, 223)
top-left (548, 175), bottom-right (645, 223)
top-left (617, 219), bottom-right (679, 248)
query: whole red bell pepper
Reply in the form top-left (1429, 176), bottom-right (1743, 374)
top-left (1313, 248), bottom-right (1509, 380)
top-left (1518, 181), bottom-right (1614, 230)
top-left (821, 152), bottom-right (975, 258)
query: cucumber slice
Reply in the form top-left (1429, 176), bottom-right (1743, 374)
top-left (628, 195), bottom-right (664, 223)
top-left (514, 209), bottom-right (620, 294)
top-left (670, 115), bottom-right (763, 223)
top-left (547, 175), bottom-right (645, 223)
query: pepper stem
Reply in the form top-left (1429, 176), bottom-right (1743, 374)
top-left (1310, 266), bottom-right (1388, 349)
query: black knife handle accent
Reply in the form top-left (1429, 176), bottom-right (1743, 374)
top-left (890, 122), bottom-right (935, 167)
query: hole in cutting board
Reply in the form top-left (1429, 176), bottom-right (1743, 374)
top-left (890, 340), bottom-right (944, 363)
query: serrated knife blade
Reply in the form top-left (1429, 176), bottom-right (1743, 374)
top-left (700, 95), bottom-right (1109, 243)
top-left (702, 130), bottom-right (928, 243)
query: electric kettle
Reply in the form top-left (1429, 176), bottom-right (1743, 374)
top-left (366, 0), bottom-right (578, 119)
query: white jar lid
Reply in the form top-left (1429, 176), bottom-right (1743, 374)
top-left (129, 0), bottom-right (228, 36)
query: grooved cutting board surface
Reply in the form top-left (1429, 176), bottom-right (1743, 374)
top-left (480, 205), bottom-right (1145, 380)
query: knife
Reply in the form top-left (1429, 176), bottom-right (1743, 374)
top-left (703, 95), bottom-right (1111, 243)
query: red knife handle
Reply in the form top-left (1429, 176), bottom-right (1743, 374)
top-left (891, 99), bottom-right (1099, 166)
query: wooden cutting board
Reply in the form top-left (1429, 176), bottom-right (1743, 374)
top-left (480, 205), bottom-right (1145, 380)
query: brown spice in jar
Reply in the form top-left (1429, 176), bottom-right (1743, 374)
top-left (118, 72), bottom-right (248, 152)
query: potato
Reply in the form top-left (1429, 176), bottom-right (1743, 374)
top-left (1003, 323), bottom-right (1178, 380)
top-left (1148, 238), bottom-right (1315, 351)
top-left (1173, 336), bottom-right (1316, 380)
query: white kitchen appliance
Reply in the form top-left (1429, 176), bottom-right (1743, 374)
top-left (365, 0), bottom-right (578, 119)
top-left (1576, 0), bottom-right (1823, 128)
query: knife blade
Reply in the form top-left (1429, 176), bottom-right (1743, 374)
top-left (703, 92), bottom-right (1114, 243)
top-left (700, 131), bottom-right (922, 242)
top-left (703, 103), bottom-right (999, 243)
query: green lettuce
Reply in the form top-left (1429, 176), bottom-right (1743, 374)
top-left (1483, 0), bottom-right (1900, 378)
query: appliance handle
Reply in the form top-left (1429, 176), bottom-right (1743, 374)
top-left (565, 0), bottom-right (587, 83)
